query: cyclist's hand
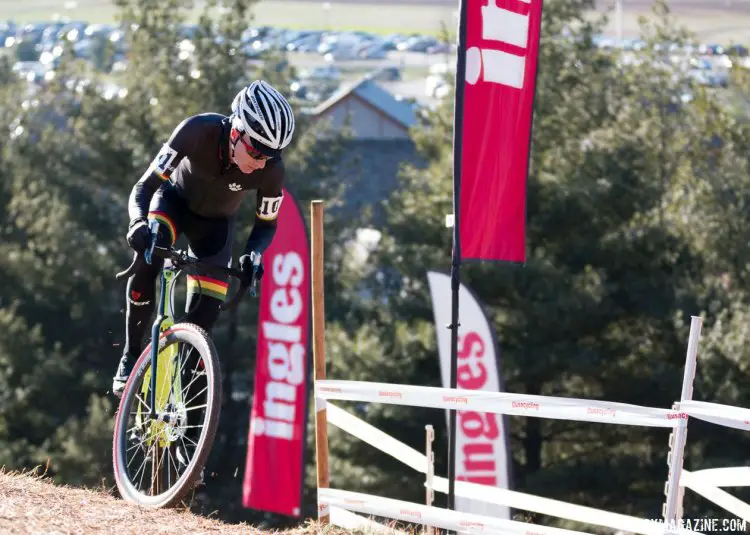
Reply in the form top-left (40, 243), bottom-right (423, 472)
top-left (239, 251), bottom-right (264, 288)
top-left (126, 219), bottom-right (151, 253)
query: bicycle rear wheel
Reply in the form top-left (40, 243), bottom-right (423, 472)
top-left (112, 323), bottom-right (222, 508)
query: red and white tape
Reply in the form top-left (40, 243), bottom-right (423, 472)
top-left (320, 488), bottom-right (595, 535)
top-left (679, 400), bottom-right (750, 432)
top-left (316, 380), bottom-right (682, 428)
top-left (330, 505), bottom-right (409, 534)
top-left (326, 402), bottom-right (694, 535)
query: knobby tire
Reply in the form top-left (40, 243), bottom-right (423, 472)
top-left (112, 323), bottom-right (222, 508)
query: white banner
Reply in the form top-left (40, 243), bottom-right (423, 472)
top-left (426, 270), bottom-right (511, 520)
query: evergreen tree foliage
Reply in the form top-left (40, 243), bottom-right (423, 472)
top-left (325, 0), bottom-right (750, 526)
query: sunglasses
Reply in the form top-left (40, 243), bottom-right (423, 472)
top-left (237, 133), bottom-right (272, 161)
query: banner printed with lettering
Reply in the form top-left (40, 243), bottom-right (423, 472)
top-left (243, 188), bottom-right (310, 517)
top-left (426, 270), bottom-right (511, 519)
top-left (458, 0), bottom-right (543, 263)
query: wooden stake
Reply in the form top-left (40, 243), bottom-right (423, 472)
top-left (311, 200), bottom-right (330, 525)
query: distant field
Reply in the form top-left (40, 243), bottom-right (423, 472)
top-left (1, 0), bottom-right (750, 42)
top-left (0, 0), bottom-right (457, 35)
top-left (590, 0), bottom-right (750, 43)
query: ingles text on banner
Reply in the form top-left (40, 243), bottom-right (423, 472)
top-left (242, 188), bottom-right (311, 517)
top-left (426, 270), bottom-right (511, 519)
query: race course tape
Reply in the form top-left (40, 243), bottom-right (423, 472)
top-left (680, 400), bottom-right (750, 432)
top-left (326, 402), bottom-right (697, 535)
top-left (330, 505), bottom-right (408, 534)
top-left (681, 470), bottom-right (750, 522)
top-left (320, 488), bottom-right (595, 535)
top-left (317, 380), bottom-right (682, 427)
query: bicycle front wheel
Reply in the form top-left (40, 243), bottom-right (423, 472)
top-left (112, 323), bottom-right (222, 508)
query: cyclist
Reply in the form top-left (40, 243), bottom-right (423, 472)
top-left (112, 80), bottom-right (295, 397)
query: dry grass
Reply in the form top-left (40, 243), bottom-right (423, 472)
top-left (0, 468), bottom-right (411, 535)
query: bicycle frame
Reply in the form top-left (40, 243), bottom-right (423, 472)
top-left (116, 219), bottom-right (256, 420)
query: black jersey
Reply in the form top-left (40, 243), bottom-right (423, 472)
top-left (128, 113), bottom-right (284, 221)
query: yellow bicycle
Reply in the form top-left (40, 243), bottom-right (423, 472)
top-left (111, 221), bottom-right (258, 507)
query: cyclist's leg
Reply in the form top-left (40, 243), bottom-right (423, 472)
top-left (182, 214), bottom-right (236, 334)
top-left (178, 215), bottom-right (234, 460)
top-left (113, 187), bottom-right (185, 395)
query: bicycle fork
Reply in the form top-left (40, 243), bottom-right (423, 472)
top-left (148, 273), bottom-right (168, 419)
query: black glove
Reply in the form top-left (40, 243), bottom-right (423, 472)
top-left (238, 252), bottom-right (264, 289)
top-left (126, 218), bottom-right (151, 253)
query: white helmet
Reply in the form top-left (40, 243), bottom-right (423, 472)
top-left (231, 80), bottom-right (295, 155)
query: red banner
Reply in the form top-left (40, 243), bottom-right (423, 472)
top-left (242, 187), bottom-right (310, 517)
top-left (458, 0), bottom-right (543, 263)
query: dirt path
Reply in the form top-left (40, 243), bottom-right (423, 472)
top-left (0, 470), bottom-right (371, 535)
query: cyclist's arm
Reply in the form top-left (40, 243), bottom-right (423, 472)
top-left (244, 161), bottom-right (285, 254)
top-left (128, 117), bottom-right (196, 221)
top-left (128, 169), bottom-right (165, 222)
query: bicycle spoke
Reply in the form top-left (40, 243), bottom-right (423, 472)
top-left (126, 445), bottom-right (144, 470)
top-left (179, 367), bottom-right (205, 400)
top-left (166, 450), bottom-right (172, 491)
top-left (176, 438), bottom-right (191, 467)
top-left (126, 394), bottom-right (159, 488)
top-left (134, 446), bottom-right (151, 491)
top-left (177, 343), bottom-right (195, 383)
top-left (181, 434), bottom-right (199, 448)
top-left (150, 442), bottom-right (168, 496)
top-left (135, 393), bottom-right (151, 414)
top-left (183, 385), bottom-right (208, 408)
top-left (156, 439), bottom-right (168, 476)
top-left (126, 430), bottom-right (148, 453)
top-left (168, 446), bottom-right (181, 480)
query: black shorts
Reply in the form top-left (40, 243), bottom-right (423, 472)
top-left (147, 186), bottom-right (236, 301)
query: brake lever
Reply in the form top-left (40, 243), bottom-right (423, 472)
top-left (144, 219), bottom-right (159, 265)
top-left (249, 253), bottom-right (262, 298)
top-left (218, 253), bottom-right (262, 311)
top-left (250, 265), bottom-right (260, 298)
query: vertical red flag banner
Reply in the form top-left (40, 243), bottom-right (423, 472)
top-left (243, 187), bottom-right (311, 517)
top-left (458, 0), bottom-right (543, 263)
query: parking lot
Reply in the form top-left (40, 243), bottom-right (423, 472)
top-left (3, 4), bottom-right (750, 114)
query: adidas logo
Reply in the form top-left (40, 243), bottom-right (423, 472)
top-left (228, 183), bottom-right (242, 191)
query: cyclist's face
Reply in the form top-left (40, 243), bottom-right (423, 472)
top-left (230, 128), bottom-right (270, 173)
